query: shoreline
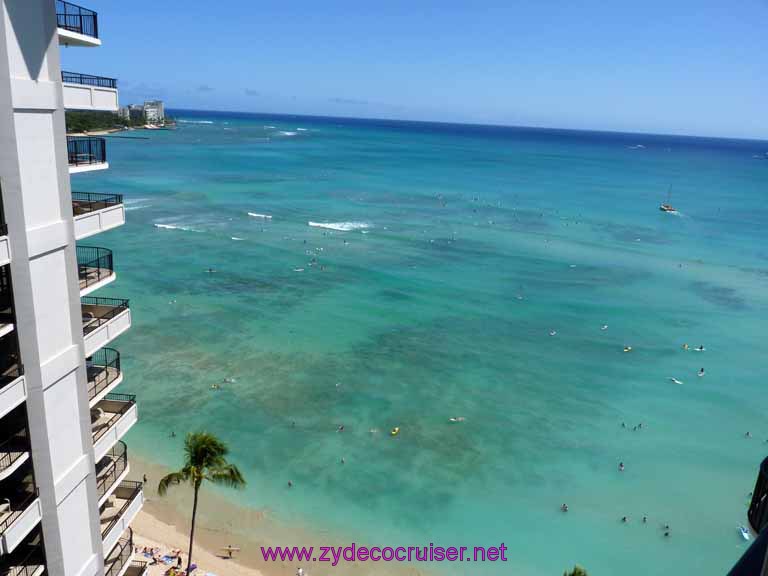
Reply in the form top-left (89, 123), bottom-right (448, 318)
top-left (130, 454), bottom-right (431, 576)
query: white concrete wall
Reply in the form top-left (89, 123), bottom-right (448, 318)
top-left (0, 2), bottom-right (106, 575)
top-left (62, 83), bottom-right (118, 112)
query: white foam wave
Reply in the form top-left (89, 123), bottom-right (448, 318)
top-left (247, 212), bottom-right (272, 219)
top-left (153, 223), bottom-right (198, 232)
top-left (308, 221), bottom-right (371, 232)
top-left (231, 236), bottom-right (245, 241)
top-left (263, 125), bottom-right (276, 129)
top-left (296, 128), bottom-right (308, 131)
top-left (125, 204), bottom-right (152, 211)
top-left (178, 119), bottom-right (214, 125)
top-left (278, 131), bottom-right (297, 136)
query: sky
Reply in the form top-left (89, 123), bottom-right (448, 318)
top-left (60, 0), bottom-right (768, 139)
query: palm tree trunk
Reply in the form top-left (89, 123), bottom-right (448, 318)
top-left (186, 482), bottom-right (200, 574)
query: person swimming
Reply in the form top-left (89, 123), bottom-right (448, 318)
top-left (549, 330), bottom-right (557, 336)
top-left (623, 346), bottom-right (632, 352)
top-left (698, 368), bottom-right (705, 377)
top-left (337, 425), bottom-right (345, 432)
top-left (449, 417), bottom-right (466, 423)
top-left (695, 345), bottom-right (706, 351)
top-left (561, 503), bottom-right (569, 512)
top-left (622, 516), bottom-right (628, 523)
top-left (619, 462), bottom-right (625, 472)
top-left (682, 343), bottom-right (689, 351)
top-left (601, 325), bottom-right (608, 330)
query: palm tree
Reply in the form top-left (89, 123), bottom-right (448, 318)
top-left (158, 431), bottom-right (245, 573)
top-left (563, 566), bottom-right (588, 576)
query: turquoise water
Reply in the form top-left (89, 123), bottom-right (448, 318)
top-left (77, 112), bottom-right (768, 575)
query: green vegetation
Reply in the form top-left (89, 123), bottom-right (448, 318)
top-left (563, 566), bottom-right (588, 576)
top-left (65, 110), bottom-right (176, 132)
top-left (158, 432), bottom-right (246, 573)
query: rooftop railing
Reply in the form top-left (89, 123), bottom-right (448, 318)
top-left (748, 456), bottom-right (768, 533)
top-left (86, 348), bottom-right (121, 402)
top-left (62, 71), bottom-right (117, 89)
top-left (91, 393), bottom-right (136, 444)
top-left (104, 528), bottom-right (133, 576)
top-left (81, 296), bottom-right (129, 336)
top-left (56, 0), bottom-right (98, 38)
top-left (77, 245), bottom-right (114, 291)
top-left (72, 191), bottom-right (124, 217)
top-left (96, 441), bottom-right (128, 501)
top-left (100, 480), bottom-right (142, 538)
top-left (67, 136), bottom-right (106, 167)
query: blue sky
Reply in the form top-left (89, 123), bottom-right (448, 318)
top-left (61, 0), bottom-right (767, 139)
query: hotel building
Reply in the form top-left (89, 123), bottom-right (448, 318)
top-left (1, 2), bottom-right (143, 576)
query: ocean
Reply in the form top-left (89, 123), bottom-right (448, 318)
top-left (76, 110), bottom-right (768, 575)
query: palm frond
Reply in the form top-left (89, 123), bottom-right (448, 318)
top-left (157, 468), bottom-right (190, 496)
top-left (205, 463), bottom-right (246, 489)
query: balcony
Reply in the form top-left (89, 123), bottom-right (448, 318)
top-left (67, 136), bottom-right (108, 174)
top-left (0, 265), bottom-right (15, 339)
top-left (96, 442), bottom-right (129, 506)
top-left (0, 196), bottom-right (9, 266)
top-left (62, 71), bottom-right (118, 112)
top-left (0, 426), bottom-right (29, 482)
top-left (91, 394), bottom-right (137, 462)
top-left (78, 246), bottom-right (115, 296)
top-left (56, 0), bottom-right (100, 47)
top-left (0, 527), bottom-right (45, 576)
top-left (100, 481), bottom-right (144, 556)
top-left (81, 297), bottom-right (130, 357)
top-left (87, 348), bottom-right (122, 406)
top-left (0, 367), bottom-right (25, 422)
top-left (0, 463), bottom-right (41, 556)
top-left (104, 529), bottom-right (147, 576)
top-left (72, 192), bottom-right (125, 240)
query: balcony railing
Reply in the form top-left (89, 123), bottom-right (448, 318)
top-left (56, 0), bottom-right (98, 38)
top-left (62, 71), bottom-right (117, 89)
top-left (0, 527), bottom-right (45, 576)
top-left (67, 136), bottom-right (106, 167)
top-left (0, 361), bottom-right (24, 392)
top-left (81, 297), bottom-right (129, 336)
top-left (72, 192), bottom-right (124, 217)
top-left (0, 487), bottom-right (37, 537)
top-left (78, 246), bottom-right (114, 292)
top-left (86, 348), bottom-right (121, 402)
top-left (748, 456), bottom-right (768, 533)
top-left (96, 441), bottom-right (128, 502)
top-left (104, 528), bottom-right (133, 576)
top-left (0, 427), bottom-right (28, 478)
top-left (91, 393), bottom-right (136, 444)
top-left (0, 264), bottom-right (15, 327)
top-left (0, 191), bottom-right (6, 237)
top-left (100, 480), bottom-right (142, 538)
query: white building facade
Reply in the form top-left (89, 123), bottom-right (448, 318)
top-left (0, 2), bottom-right (143, 576)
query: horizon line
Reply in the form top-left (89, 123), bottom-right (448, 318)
top-left (161, 106), bottom-right (768, 144)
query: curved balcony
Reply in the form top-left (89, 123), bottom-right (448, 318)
top-left (56, 1), bottom-right (100, 47)
top-left (62, 72), bottom-right (118, 112)
top-left (748, 456), bottom-right (768, 534)
top-left (0, 196), bottom-right (9, 266)
top-left (67, 137), bottom-right (108, 174)
top-left (100, 481), bottom-right (143, 556)
top-left (0, 527), bottom-right (46, 576)
top-left (91, 394), bottom-right (137, 462)
top-left (78, 246), bottom-right (115, 296)
top-left (0, 425), bottom-right (29, 482)
top-left (104, 528), bottom-right (142, 576)
top-left (0, 265), bottom-right (15, 339)
top-left (96, 441), bottom-right (129, 506)
top-left (72, 192), bottom-right (125, 240)
top-left (81, 297), bottom-right (130, 357)
top-left (0, 467), bottom-right (41, 556)
top-left (87, 348), bottom-right (122, 406)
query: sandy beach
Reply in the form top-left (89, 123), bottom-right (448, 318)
top-left (130, 456), bottom-right (427, 576)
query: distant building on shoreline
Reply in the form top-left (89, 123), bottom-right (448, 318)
top-left (118, 100), bottom-right (165, 124)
